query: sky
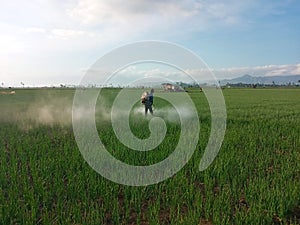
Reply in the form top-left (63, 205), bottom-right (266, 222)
top-left (0, 0), bottom-right (299, 86)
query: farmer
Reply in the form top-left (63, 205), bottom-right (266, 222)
top-left (142, 89), bottom-right (154, 115)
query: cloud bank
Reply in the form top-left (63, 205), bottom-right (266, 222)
top-left (110, 63), bottom-right (300, 85)
top-left (0, 0), bottom-right (299, 86)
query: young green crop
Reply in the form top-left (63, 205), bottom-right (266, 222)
top-left (0, 88), bottom-right (299, 224)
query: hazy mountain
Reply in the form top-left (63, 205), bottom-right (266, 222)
top-left (220, 74), bottom-right (300, 85)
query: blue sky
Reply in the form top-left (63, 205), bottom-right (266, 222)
top-left (0, 0), bottom-right (299, 86)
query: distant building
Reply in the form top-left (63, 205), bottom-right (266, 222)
top-left (162, 83), bottom-right (174, 91)
top-left (161, 83), bottom-right (184, 92)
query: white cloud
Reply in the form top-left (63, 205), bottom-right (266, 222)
top-left (0, 0), bottom-right (291, 55)
top-left (67, 0), bottom-right (198, 26)
top-left (186, 63), bottom-right (300, 79)
top-left (108, 63), bottom-right (300, 86)
top-left (0, 0), bottom-right (298, 86)
top-left (0, 35), bottom-right (23, 55)
top-left (22, 27), bottom-right (46, 34)
top-left (66, 0), bottom-right (254, 34)
top-left (105, 63), bottom-right (194, 85)
top-left (263, 64), bottom-right (300, 76)
top-left (49, 28), bottom-right (95, 39)
top-left (290, 63), bottom-right (300, 75)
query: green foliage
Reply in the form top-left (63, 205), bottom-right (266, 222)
top-left (0, 88), bottom-right (299, 224)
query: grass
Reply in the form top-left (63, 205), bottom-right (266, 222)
top-left (0, 88), bottom-right (299, 224)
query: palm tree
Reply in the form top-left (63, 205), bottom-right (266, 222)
top-left (20, 82), bottom-right (24, 88)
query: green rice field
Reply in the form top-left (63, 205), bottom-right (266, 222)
top-left (0, 88), bottom-right (299, 224)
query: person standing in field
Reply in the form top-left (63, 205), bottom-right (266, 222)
top-left (142, 89), bottom-right (154, 115)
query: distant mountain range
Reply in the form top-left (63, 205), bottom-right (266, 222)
top-left (219, 74), bottom-right (300, 85)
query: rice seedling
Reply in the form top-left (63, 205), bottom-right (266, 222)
top-left (0, 87), bottom-right (299, 224)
